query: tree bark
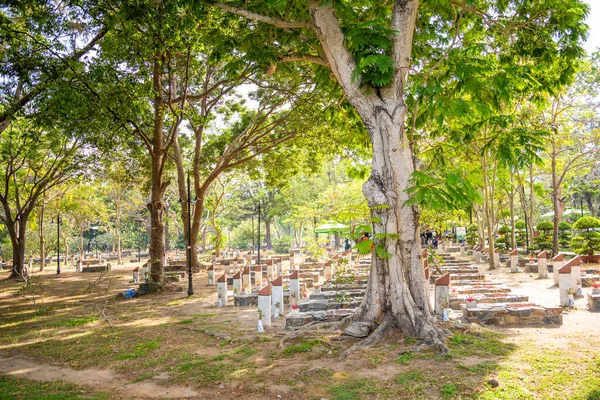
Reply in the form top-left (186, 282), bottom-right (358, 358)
top-left (551, 151), bottom-right (565, 256)
top-left (148, 56), bottom-right (168, 285)
top-left (116, 202), bottom-right (122, 264)
top-left (265, 218), bottom-right (272, 249)
top-left (8, 220), bottom-right (27, 279)
top-left (38, 205), bottom-right (45, 272)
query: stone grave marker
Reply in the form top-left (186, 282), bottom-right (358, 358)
top-left (243, 267), bottom-right (252, 292)
top-left (207, 265), bottom-right (215, 286)
top-left (254, 265), bottom-right (263, 287)
top-left (217, 274), bottom-right (228, 306)
top-left (289, 269), bottom-right (300, 302)
top-left (258, 285), bottom-right (272, 328)
top-left (266, 259), bottom-right (274, 280)
top-left (271, 276), bottom-right (284, 318)
top-left (559, 263), bottom-right (574, 307)
top-left (232, 271), bottom-right (242, 295)
top-left (509, 249), bottom-right (518, 272)
top-left (133, 267), bottom-right (140, 284)
top-left (552, 253), bottom-right (564, 286)
top-left (434, 273), bottom-right (451, 315)
top-left (537, 251), bottom-right (548, 279)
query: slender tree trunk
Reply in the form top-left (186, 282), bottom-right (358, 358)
top-left (265, 218), bottom-right (272, 249)
top-left (116, 203), bottom-right (122, 264)
top-left (38, 205), bottom-right (45, 272)
top-left (509, 177), bottom-right (516, 250)
top-left (64, 237), bottom-right (69, 266)
top-left (528, 166), bottom-right (535, 250)
top-left (551, 150), bottom-right (564, 256)
top-left (482, 152), bottom-right (497, 269)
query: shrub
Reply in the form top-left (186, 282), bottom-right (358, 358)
top-left (536, 220), bottom-right (554, 233)
top-left (571, 217), bottom-right (600, 255)
top-left (558, 221), bottom-right (573, 248)
top-left (498, 225), bottom-right (511, 235)
top-left (515, 220), bottom-right (526, 230)
top-left (273, 236), bottom-right (293, 254)
top-left (466, 224), bottom-right (479, 246)
top-left (534, 220), bottom-right (554, 251)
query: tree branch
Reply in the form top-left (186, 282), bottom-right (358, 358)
top-left (208, 2), bottom-right (314, 29)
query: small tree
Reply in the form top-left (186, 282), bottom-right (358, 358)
top-left (496, 225), bottom-right (511, 251)
top-left (571, 217), bottom-right (600, 256)
top-left (558, 221), bottom-right (573, 249)
top-left (466, 224), bottom-right (479, 246)
top-left (534, 220), bottom-right (554, 252)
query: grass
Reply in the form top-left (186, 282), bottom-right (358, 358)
top-left (395, 351), bottom-right (415, 365)
top-left (0, 375), bottom-right (111, 400)
top-left (441, 383), bottom-right (459, 399)
top-left (329, 379), bottom-right (378, 400)
top-left (448, 332), bottom-right (516, 357)
top-left (282, 339), bottom-right (323, 356)
top-left (115, 340), bottom-right (161, 360)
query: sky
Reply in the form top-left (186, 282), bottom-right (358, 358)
top-left (585, 0), bottom-right (600, 53)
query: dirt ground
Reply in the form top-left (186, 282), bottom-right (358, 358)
top-left (0, 257), bottom-right (599, 400)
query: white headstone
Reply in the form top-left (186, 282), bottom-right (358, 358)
top-left (217, 275), bottom-right (228, 306)
top-left (258, 286), bottom-right (272, 328)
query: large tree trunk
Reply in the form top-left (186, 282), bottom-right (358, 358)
top-left (148, 56), bottom-right (167, 285)
top-left (350, 105), bottom-right (444, 348)
top-left (8, 215), bottom-right (28, 279)
top-left (304, 0), bottom-right (445, 349)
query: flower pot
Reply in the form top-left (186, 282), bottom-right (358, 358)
top-left (466, 301), bottom-right (477, 309)
top-left (592, 288), bottom-right (600, 295)
top-left (257, 320), bottom-right (264, 333)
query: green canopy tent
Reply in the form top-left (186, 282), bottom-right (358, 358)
top-left (541, 208), bottom-right (590, 220)
top-left (314, 221), bottom-right (349, 234)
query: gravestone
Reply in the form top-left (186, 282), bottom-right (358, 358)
top-left (271, 276), bottom-right (284, 317)
top-left (289, 252), bottom-right (295, 269)
top-left (434, 273), bottom-right (451, 315)
top-left (217, 274), bottom-right (228, 306)
top-left (552, 253), bottom-right (564, 286)
top-left (509, 249), bottom-right (518, 273)
top-left (133, 267), bottom-right (140, 284)
top-left (537, 251), bottom-right (548, 278)
top-left (569, 256), bottom-right (582, 293)
top-left (266, 259), bottom-right (274, 280)
top-left (254, 265), bottom-right (263, 287)
top-left (276, 258), bottom-right (283, 276)
top-left (558, 264), bottom-right (573, 307)
top-left (232, 271), bottom-right (242, 295)
top-left (289, 269), bottom-right (300, 302)
top-left (243, 267), bottom-right (252, 292)
top-left (207, 265), bottom-right (215, 286)
top-left (258, 285), bottom-right (272, 328)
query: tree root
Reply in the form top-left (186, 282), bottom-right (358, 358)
top-left (340, 315), bottom-right (395, 360)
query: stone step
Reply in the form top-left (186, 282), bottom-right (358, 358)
top-left (448, 294), bottom-right (529, 310)
top-left (462, 303), bottom-right (562, 326)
